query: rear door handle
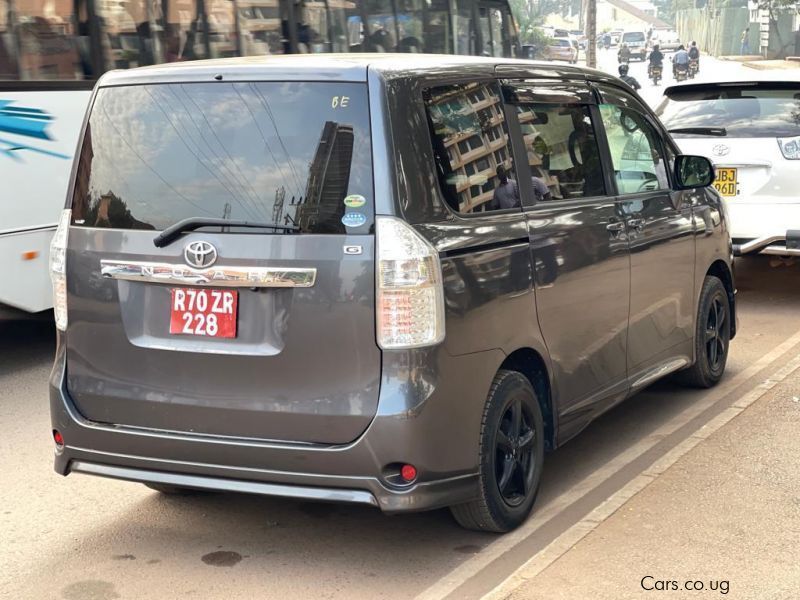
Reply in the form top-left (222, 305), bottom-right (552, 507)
top-left (606, 221), bottom-right (625, 233)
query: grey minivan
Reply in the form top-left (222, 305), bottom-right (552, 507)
top-left (50, 55), bottom-right (736, 532)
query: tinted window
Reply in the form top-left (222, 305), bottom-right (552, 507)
top-left (623, 32), bottom-right (645, 43)
top-left (657, 85), bottom-right (800, 138)
top-left (516, 103), bottom-right (605, 201)
top-left (71, 82), bottom-right (373, 234)
top-left (425, 82), bottom-right (518, 213)
top-left (600, 104), bottom-right (670, 195)
top-left (1, 0), bottom-right (86, 79)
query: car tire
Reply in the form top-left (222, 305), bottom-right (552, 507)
top-left (450, 370), bottom-right (545, 533)
top-left (144, 483), bottom-right (203, 495)
top-left (677, 276), bottom-right (731, 388)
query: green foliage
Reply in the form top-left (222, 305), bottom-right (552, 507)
top-left (509, 0), bottom-right (577, 43)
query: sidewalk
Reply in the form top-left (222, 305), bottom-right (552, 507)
top-left (718, 55), bottom-right (800, 70)
top-left (504, 367), bottom-right (800, 599)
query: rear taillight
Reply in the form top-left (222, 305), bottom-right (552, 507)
top-left (50, 209), bottom-right (71, 331)
top-left (778, 136), bottom-right (800, 160)
top-left (376, 217), bottom-right (445, 350)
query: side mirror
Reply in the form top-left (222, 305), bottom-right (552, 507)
top-left (674, 155), bottom-right (714, 190)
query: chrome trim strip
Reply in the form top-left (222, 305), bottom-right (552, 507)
top-left (100, 260), bottom-right (316, 288)
top-left (69, 460), bottom-right (379, 507)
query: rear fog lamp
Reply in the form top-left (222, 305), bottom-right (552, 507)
top-left (53, 430), bottom-right (64, 448)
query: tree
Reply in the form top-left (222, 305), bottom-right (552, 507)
top-left (509, 0), bottom-right (577, 43)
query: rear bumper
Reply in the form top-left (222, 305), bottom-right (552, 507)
top-left (50, 342), bottom-right (500, 513)
top-left (733, 231), bottom-right (800, 256)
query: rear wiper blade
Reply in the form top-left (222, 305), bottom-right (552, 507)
top-left (667, 127), bottom-right (727, 137)
top-left (154, 217), bottom-right (299, 248)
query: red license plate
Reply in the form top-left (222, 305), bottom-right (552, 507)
top-left (169, 288), bottom-right (238, 338)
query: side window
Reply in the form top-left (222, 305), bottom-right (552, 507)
top-left (515, 103), bottom-right (606, 201)
top-left (425, 82), bottom-right (518, 214)
top-left (599, 104), bottom-right (670, 195)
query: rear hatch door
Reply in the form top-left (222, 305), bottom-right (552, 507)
top-left (65, 80), bottom-right (379, 444)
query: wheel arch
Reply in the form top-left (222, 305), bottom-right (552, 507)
top-left (499, 348), bottom-right (556, 451)
top-left (706, 259), bottom-right (737, 339)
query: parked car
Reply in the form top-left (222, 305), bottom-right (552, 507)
top-left (621, 30), bottom-right (648, 60)
top-left (545, 37), bottom-right (578, 63)
top-left (610, 29), bottom-right (624, 46)
top-left (50, 55), bottom-right (735, 533)
top-left (657, 76), bottom-right (800, 257)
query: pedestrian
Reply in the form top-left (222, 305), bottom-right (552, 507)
top-left (741, 27), bottom-right (750, 55)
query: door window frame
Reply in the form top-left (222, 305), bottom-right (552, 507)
top-left (422, 77), bottom-right (527, 219)
top-left (501, 79), bottom-right (616, 211)
top-left (594, 82), bottom-right (681, 194)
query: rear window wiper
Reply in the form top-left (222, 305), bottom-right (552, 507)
top-left (667, 127), bottom-right (727, 137)
top-left (153, 217), bottom-right (299, 248)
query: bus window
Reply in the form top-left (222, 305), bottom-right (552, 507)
top-left (94, 0), bottom-right (162, 69)
top-left (3, 0), bottom-right (84, 79)
top-left (453, 2), bottom-right (474, 56)
top-left (363, 0), bottom-right (396, 52)
top-left (325, 0), bottom-right (352, 52)
top-left (238, 0), bottom-right (288, 55)
top-left (0, 1), bottom-right (19, 77)
top-left (393, 0), bottom-right (449, 54)
top-left (298, 0), bottom-right (332, 53)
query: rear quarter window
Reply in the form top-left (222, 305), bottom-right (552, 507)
top-left (71, 82), bottom-right (373, 234)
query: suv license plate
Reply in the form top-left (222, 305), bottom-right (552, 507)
top-left (169, 288), bottom-right (238, 338)
top-left (714, 168), bottom-right (737, 197)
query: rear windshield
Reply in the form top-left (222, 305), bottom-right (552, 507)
top-left (657, 85), bottom-right (800, 138)
top-left (623, 32), bottom-right (645, 42)
top-left (71, 82), bottom-right (373, 234)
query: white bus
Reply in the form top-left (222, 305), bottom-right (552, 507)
top-left (1, 0), bottom-right (518, 316)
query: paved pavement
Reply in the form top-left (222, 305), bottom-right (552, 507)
top-left (1, 256), bottom-right (799, 600)
top-left (592, 50), bottom-right (757, 108)
top-left (505, 352), bottom-right (800, 600)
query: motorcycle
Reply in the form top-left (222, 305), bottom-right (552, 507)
top-left (688, 58), bottom-right (699, 78)
top-left (649, 63), bottom-right (663, 85)
top-left (675, 63), bottom-right (688, 82)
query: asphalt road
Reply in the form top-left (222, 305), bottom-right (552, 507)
top-left (592, 49), bottom-right (754, 108)
top-left (1, 256), bottom-right (799, 600)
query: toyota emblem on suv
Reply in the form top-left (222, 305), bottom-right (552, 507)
top-left (712, 144), bottom-right (730, 157)
top-left (184, 241), bottom-right (218, 269)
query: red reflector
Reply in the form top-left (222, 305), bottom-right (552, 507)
top-left (53, 430), bottom-right (64, 447)
top-left (401, 464), bottom-right (417, 482)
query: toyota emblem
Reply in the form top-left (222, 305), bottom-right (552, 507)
top-left (712, 144), bottom-right (730, 157)
top-left (184, 241), bottom-right (218, 269)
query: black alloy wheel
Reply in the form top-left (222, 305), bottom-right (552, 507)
top-left (705, 294), bottom-right (728, 373)
top-left (451, 370), bottom-right (545, 533)
top-left (495, 397), bottom-right (537, 507)
top-left (677, 275), bottom-right (731, 388)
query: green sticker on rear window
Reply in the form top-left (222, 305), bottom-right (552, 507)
top-left (344, 194), bottom-right (366, 208)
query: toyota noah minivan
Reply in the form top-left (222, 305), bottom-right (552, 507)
top-left (50, 55), bottom-right (736, 532)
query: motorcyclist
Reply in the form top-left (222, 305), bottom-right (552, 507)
top-left (618, 43), bottom-right (631, 63)
top-left (618, 63), bottom-right (641, 91)
top-left (673, 44), bottom-right (690, 78)
top-left (688, 40), bottom-right (700, 71)
top-left (648, 44), bottom-right (664, 78)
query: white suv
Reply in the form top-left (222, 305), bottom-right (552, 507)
top-left (657, 77), bottom-right (800, 257)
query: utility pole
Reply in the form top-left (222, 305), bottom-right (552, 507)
top-left (586, 0), bottom-right (597, 68)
